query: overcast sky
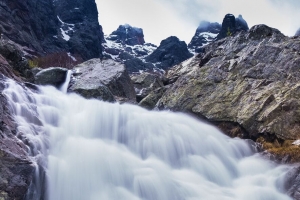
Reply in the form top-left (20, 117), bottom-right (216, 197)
top-left (96, 0), bottom-right (300, 45)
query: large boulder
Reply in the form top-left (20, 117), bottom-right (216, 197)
top-left (145, 36), bottom-right (193, 70)
top-left (157, 24), bottom-right (300, 142)
top-left (69, 59), bottom-right (136, 102)
top-left (34, 67), bottom-right (68, 87)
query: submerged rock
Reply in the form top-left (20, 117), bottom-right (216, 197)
top-left (34, 67), bottom-right (68, 88)
top-left (69, 59), bottom-right (136, 102)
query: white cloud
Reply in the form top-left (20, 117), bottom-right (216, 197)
top-left (96, 0), bottom-right (300, 45)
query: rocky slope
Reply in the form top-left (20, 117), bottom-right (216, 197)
top-left (188, 21), bottom-right (221, 53)
top-left (103, 24), bottom-right (157, 73)
top-left (136, 24), bottom-right (300, 164)
top-left (0, 0), bottom-right (104, 60)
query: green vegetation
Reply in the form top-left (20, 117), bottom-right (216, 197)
top-left (28, 52), bottom-right (83, 69)
top-left (227, 27), bottom-right (232, 36)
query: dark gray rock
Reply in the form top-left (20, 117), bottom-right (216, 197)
top-left (34, 67), bottom-right (68, 87)
top-left (69, 59), bottom-right (136, 102)
top-left (106, 24), bottom-right (145, 46)
top-left (139, 86), bottom-right (169, 110)
top-left (217, 14), bottom-right (249, 40)
top-left (188, 21), bottom-right (221, 52)
top-left (295, 28), bottom-right (300, 36)
top-left (124, 58), bottom-right (155, 74)
top-left (131, 72), bottom-right (164, 102)
top-left (145, 36), bottom-right (193, 70)
top-left (0, 39), bottom-right (29, 76)
top-left (0, 0), bottom-right (104, 60)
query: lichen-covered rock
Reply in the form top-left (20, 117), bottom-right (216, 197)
top-left (34, 67), bottom-right (68, 87)
top-left (139, 86), bottom-right (169, 110)
top-left (131, 72), bottom-right (164, 102)
top-left (69, 59), bottom-right (135, 102)
top-left (157, 24), bottom-right (300, 141)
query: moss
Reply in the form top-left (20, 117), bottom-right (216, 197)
top-left (257, 137), bottom-right (300, 163)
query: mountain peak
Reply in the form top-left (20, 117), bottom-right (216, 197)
top-left (106, 24), bottom-right (145, 46)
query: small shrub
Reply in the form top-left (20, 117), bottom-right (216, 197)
top-left (28, 60), bottom-right (38, 68)
top-left (29, 52), bottom-right (83, 69)
top-left (227, 27), bottom-right (232, 36)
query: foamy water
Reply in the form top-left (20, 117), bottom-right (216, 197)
top-left (3, 79), bottom-right (292, 200)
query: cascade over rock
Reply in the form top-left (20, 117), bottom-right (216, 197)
top-left (145, 36), bottom-right (193, 70)
top-left (0, 0), bottom-right (104, 60)
top-left (188, 21), bottom-right (221, 53)
top-left (217, 14), bottom-right (249, 40)
top-left (0, 77), bottom-right (35, 200)
top-left (69, 59), bottom-right (135, 102)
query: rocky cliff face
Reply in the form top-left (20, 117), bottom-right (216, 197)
top-left (106, 24), bottom-right (145, 46)
top-left (103, 24), bottom-right (157, 73)
top-left (188, 21), bottom-right (221, 53)
top-left (0, 0), bottom-right (104, 60)
top-left (217, 14), bottom-right (249, 40)
top-left (145, 36), bottom-right (193, 70)
top-left (133, 24), bottom-right (300, 164)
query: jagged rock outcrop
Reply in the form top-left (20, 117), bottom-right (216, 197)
top-left (188, 21), bottom-right (221, 53)
top-left (145, 36), bottom-right (193, 70)
top-left (154, 24), bottom-right (300, 143)
top-left (103, 25), bottom-right (156, 73)
top-left (0, 0), bottom-right (104, 60)
top-left (69, 59), bottom-right (136, 102)
top-left (34, 67), bottom-right (68, 88)
top-left (106, 24), bottom-right (145, 46)
top-left (217, 14), bottom-right (249, 40)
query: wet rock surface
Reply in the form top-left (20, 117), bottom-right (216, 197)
top-left (34, 67), bottom-right (68, 88)
top-left (0, 77), bottom-right (34, 200)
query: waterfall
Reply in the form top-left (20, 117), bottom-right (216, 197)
top-left (3, 78), bottom-right (293, 200)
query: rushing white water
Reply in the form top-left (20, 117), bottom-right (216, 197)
top-left (3, 79), bottom-right (293, 200)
